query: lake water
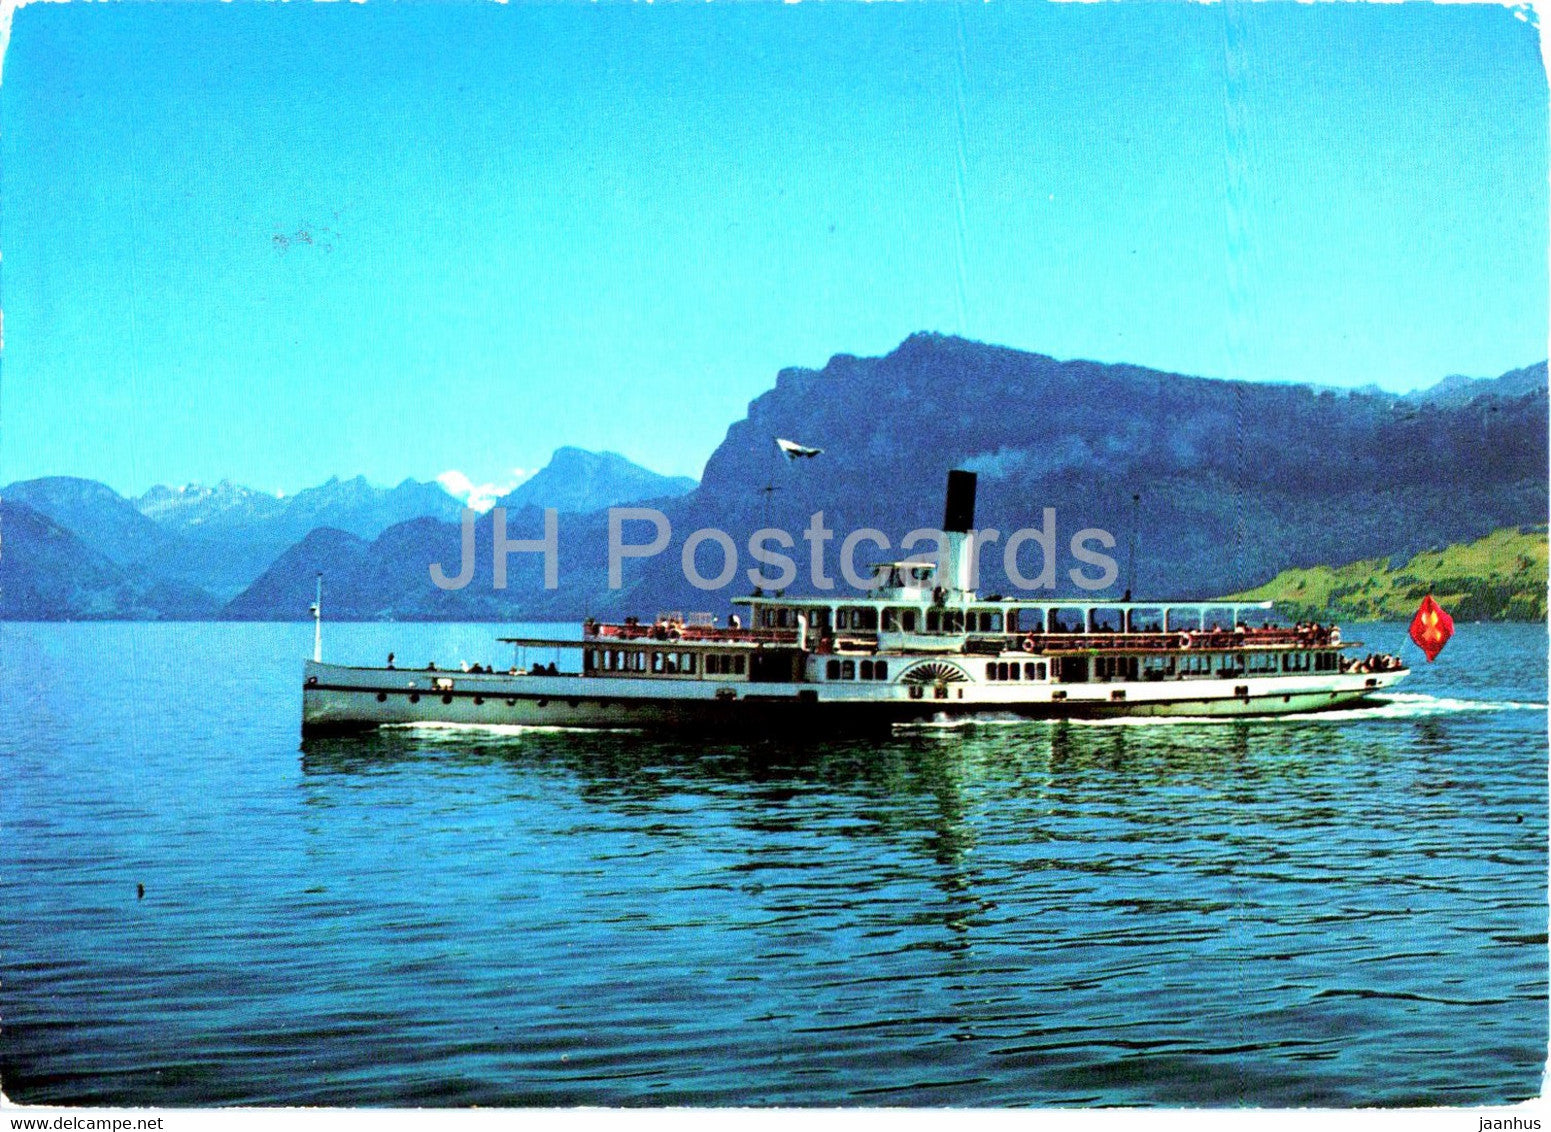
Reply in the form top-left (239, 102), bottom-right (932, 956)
top-left (1, 621), bottom-right (1545, 1107)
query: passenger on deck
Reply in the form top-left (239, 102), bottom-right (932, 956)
top-left (386, 652), bottom-right (396, 669)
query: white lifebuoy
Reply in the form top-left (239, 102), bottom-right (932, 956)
top-left (1021, 635), bottom-right (1037, 654)
top-left (1179, 632), bottom-right (1192, 649)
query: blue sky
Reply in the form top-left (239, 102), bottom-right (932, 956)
top-left (3, 1), bottom-right (1545, 499)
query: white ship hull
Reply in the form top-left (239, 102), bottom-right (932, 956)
top-left (302, 659), bottom-right (1407, 735)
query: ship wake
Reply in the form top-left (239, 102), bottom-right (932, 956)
top-left (894, 693), bottom-right (1543, 733)
top-left (383, 721), bottom-right (646, 737)
top-left (1066, 692), bottom-right (1543, 727)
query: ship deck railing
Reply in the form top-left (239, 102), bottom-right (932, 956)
top-left (1022, 627), bottom-right (1344, 653)
top-left (586, 623), bottom-right (800, 645)
top-left (825, 627), bottom-right (1349, 655)
top-left (577, 623), bottom-right (1347, 653)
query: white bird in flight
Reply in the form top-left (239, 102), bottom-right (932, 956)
top-left (776, 437), bottom-right (823, 461)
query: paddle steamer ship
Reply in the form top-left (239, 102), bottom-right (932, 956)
top-left (301, 472), bottom-right (1408, 734)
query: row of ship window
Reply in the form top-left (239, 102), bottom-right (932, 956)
top-left (823, 659), bottom-right (890, 681)
top-left (1156, 652), bottom-right (1337, 675)
top-left (581, 646), bottom-right (1335, 682)
top-left (585, 649), bottom-right (747, 676)
top-left (761, 607), bottom-right (1151, 634)
top-left (984, 662), bottom-right (1050, 681)
top-left (1072, 652), bottom-right (1336, 680)
top-left (766, 607), bottom-right (1013, 633)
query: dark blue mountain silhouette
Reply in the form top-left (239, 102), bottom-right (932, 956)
top-left (223, 335), bottom-right (1548, 621)
top-left (497, 447), bottom-right (696, 514)
top-left (0, 500), bottom-right (219, 620)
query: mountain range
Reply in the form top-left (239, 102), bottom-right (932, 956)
top-left (616, 335), bottom-right (1549, 617)
top-left (495, 447), bottom-right (697, 514)
top-left (212, 336), bottom-right (1550, 623)
top-left (0, 450), bottom-right (695, 618)
top-left (3, 335), bottom-right (1545, 621)
top-left (135, 475), bottom-right (467, 545)
top-left (0, 501), bottom-right (220, 621)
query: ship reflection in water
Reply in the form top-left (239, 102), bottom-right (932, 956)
top-left (1, 623), bottom-right (1544, 1107)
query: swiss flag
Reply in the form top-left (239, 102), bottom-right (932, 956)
top-left (1409, 595), bottom-right (1454, 662)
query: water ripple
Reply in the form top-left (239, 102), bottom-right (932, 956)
top-left (1, 621), bottom-right (1545, 1106)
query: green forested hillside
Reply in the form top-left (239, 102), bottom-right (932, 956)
top-left (1226, 526), bottom-right (1548, 622)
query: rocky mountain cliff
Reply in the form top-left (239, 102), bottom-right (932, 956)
top-left (623, 335), bottom-right (1548, 610)
top-left (222, 335), bottom-right (1550, 621)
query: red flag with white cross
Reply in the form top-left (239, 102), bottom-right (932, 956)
top-left (1408, 595), bottom-right (1454, 662)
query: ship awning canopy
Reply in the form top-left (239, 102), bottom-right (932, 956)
top-left (735, 596), bottom-right (1275, 612)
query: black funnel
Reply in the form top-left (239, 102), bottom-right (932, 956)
top-left (942, 470), bottom-right (977, 534)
